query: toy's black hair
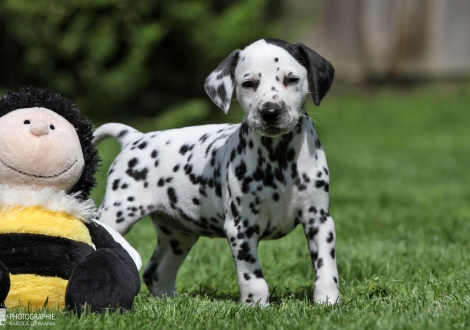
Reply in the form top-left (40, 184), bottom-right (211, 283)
top-left (0, 86), bottom-right (100, 200)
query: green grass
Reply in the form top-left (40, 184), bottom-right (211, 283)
top-left (15, 83), bottom-right (470, 329)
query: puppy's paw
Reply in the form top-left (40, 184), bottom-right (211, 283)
top-left (314, 283), bottom-right (340, 305)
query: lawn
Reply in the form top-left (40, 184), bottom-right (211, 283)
top-left (22, 83), bottom-right (470, 329)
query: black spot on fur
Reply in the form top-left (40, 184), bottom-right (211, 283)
top-left (237, 242), bottom-right (256, 263)
top-left (128, 158), bottom-right (138, 168)
top-left (217, 84), bottom-right (228, 105)
top-left (126, 166), bottom-right (148, 181)
top-left (253, 269), bottom-right (264, 278)
top-left (170, 239), bottom-right (183, 255)
top-left (245, 225), bottom-right (260, 239)
top-left (315, 139), bottom-right (321, 149)
top-left (230, 201), bottom-right (239, 218)
top-left (117, 130), bottom-right (128, 139)
top-left (235, 161), bottom-right (247, 180)
top-left (168, 187), bottom-right (178, 205)
top-left (272, 193), bottom-right (279, 201)
top-left (330, 248), bottom-right (336, 259)
top-left (327, 232), bottom-right (334, 243)
top-left (199, 133), bottom-right (210, 143)
top-left (179, 144), bottom-right (191, 155)
top-left (112, 179), bottom-right (120, 191)
top-left (308, 227), bottom-right (319, 240)
top-left (310, 250), bottom-right (318, 261)
top-left (315, 180), bottom-right (326, 188)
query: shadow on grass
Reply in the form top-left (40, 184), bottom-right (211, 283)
top-left (185, 286), bottom-right (239, 303)
top-left (269, 285), bottom-right (315, 304)
top-left (183, 285), bottom-right (317, 305)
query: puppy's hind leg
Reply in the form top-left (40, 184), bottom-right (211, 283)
top-left (94, 195), bottom-right (146, 235)
top-left (143, 214), bottom-right (199, 298)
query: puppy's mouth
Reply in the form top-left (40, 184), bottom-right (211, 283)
top-left (254, 126), bottom-right (292, 137)
top-left (0, 157), bottom-right (78, 178)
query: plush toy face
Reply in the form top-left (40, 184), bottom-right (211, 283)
top-left (0, 107), bottom-right (84, 192)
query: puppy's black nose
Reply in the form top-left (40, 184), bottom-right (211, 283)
top-left (260, 103), bottom-right (281, 122)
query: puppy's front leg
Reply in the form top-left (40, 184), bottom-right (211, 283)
top-left (225, 218), bottom-right (269, 305)
top-left (302, 207), bottom-right (340, 304)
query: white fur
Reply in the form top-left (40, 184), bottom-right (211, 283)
top-left (0, 185), bottom-right (95, 221)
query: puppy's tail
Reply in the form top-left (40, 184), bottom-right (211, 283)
top-left (93, 123), bottom-right (143, 149)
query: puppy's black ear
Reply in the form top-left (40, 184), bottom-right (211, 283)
top-left (296, 43), bottom-right (334, 106)
top-left (204, 50), bottom-right (240, 113)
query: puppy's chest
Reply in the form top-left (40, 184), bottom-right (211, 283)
top-left (225, 136), bottom-right (321, 238)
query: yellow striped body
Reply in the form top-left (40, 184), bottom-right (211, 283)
top-left (0, 206), bottom-right (94, 310)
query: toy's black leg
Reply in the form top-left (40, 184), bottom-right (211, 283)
top-left (65, 249), bottom-right (139, 315)
top-left (0, 261), bottom-right (10, 306)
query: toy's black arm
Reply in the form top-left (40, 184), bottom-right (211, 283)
top-left (86, 220), bottom-right (141, 292)
top-left (65, 220), bottom-right (141, 315)
top-left (0, 261), bottom-right (10, 307)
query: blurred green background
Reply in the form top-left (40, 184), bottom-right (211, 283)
top-left (1, 0), bottom-right (469, 121)
top-left (0, 0), bottom-right (284, 120)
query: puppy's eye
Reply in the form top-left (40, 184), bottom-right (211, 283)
top-left (24, 120), bottom-right (30, 124)
top-left (50, 124), bottom-right (55, 130)
top-left (242, 80), bottom-right (256, 89)
top-left (286, 76), bottom-right (299, 84)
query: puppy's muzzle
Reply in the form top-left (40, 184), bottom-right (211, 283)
top-left (260, 102), bottom-right (281, 123)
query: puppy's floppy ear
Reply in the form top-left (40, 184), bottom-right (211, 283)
top-left (296, 43), bottom-right (334, 106)
top-left (204, 50), bottom-right (240, 113)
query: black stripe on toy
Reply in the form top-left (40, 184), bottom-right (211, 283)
top-left (0, 233), bottom-right (94, 279)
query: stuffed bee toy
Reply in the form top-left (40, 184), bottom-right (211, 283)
top-left (0, 87), bottom-right (141, 314)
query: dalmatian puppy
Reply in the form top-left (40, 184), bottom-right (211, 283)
top-left (93, 38), bottom-right (339, 305)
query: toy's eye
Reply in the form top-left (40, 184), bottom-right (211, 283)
top-left (50, 124), bottom-right (55, 130)
top-left (24, 120), bottom-right (30, 124)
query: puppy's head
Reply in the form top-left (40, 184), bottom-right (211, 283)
top-left (205, 39), bottom-right (334, 137)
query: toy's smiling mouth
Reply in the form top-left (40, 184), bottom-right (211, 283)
top-left (0, 157), bottom-right (78, 178)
